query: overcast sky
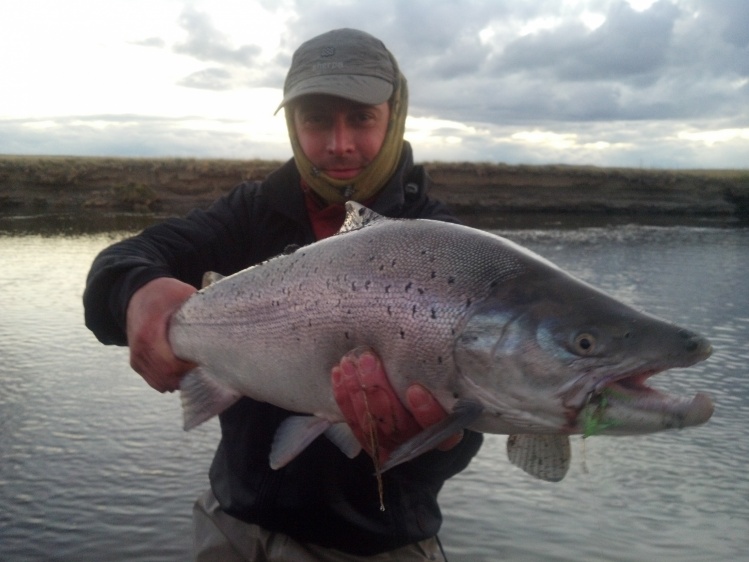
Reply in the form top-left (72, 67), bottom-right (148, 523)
top-left (2, 0), bottom-right (747, 168)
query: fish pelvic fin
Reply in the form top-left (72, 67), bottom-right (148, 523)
top-left (270, 416), bottom-right (330, 469)
top-left (337, 202), bottom-right (385, 234)
top-left (506, 434), bottom-right (571, 482)
top-left (380, 400), bottom-right (484, 472)
top-left (270, 416), bottom-right (362, 470)
top-left (180, 367), bottom-right (241, 430)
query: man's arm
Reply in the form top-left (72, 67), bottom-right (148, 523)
top-left (125, 277), bottom-right (197, 392)
top-left (84, 182), bottom-right (265, 346)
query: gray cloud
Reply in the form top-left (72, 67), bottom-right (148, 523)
top-left (3, 0), bottom-right (746, 168)
top-left (178, 67), bottom-right (235, 90)
top-left (386, 0), bottom-right (749, 130)
top-left (0, 115), bottom-right (288, 160)
top-left (131, 37), bottom-right (167, 48)
top-left (166, 6), bottom-right (289, 91)
top-left (174, 6), bottom-right (262, 66)
top-left (498, 1), bottom-right (680, 82)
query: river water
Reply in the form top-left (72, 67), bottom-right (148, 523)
top-left (0, 214), bottom-right (747, 561)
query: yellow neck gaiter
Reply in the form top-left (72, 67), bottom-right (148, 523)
top-left (285, 69), bottom-right (408, 204)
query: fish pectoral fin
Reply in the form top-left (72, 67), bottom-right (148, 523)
top-left (180, 367), bottom-right (241, 430)
top-left (324, 423), bottom-right (362, 459)
top-left (380, 399), bottom-right (484, 472)
top-left (270, 416), bottom-right (332, 470)
top-left (506, 434), bottom-right (571, 482)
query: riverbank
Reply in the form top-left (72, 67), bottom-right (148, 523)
top-left (1, 155), bottom-right (747, 226)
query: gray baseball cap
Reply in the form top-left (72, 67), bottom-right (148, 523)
top-left (276, 28), bottom-right (397, 113)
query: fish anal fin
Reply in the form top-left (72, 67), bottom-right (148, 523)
top-left (380, 400), bottom-right (484, 472)
top-left (180, 367), bottom-right (241, 430)
top-left (506, 434), bottom-right (571, 482)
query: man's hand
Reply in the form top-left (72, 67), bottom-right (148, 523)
top-left (331, 347), bottom-right (462, 463)
top-left (126, 277), bottom-right (197, 392)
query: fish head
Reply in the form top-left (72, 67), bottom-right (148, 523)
top-left (454, 262), bottom-right (713, 436)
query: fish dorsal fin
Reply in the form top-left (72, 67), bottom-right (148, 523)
top-left (506, 434), bottom-right (571, 482)
top-left (338, 202), bottom-right (386, 234)
top-left (201, 271), bottom-right (225, 288)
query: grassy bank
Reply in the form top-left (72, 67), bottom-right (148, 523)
top-left (1, 155), bottom-right (748, 224)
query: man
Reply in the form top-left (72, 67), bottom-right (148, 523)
top-left (84, 28), bottom-right (483, 561)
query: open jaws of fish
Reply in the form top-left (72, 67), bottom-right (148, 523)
top-left (576, 367), bottom-right (714, 437)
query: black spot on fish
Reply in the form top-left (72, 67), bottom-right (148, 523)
top-left (418, 288), bottom-right (424, 295)
top-left (431, 308), bottom-right (437, 319)
top-left (412, 305), bottom-right (417, 317)
top-left (405, 282), bottom-right (412, 292)
top-left (448, 276), bottom-right (455, 284)
top-left (351, 282), bottom-right (357, 291)
top-left (345, 332), bottom-right (350, 340)
top-left (365, 280), bottom-right (371, 290)
top-left (431, 271), bottom-right (437, 279)
top-left (385, 285), bottom-right (391, 293)
top-left (400, 330), bottom-right (406, 339)
top-left (437, 356), bottom-right (443, 364)
top-left (387, 306), bottom-right (392, 316)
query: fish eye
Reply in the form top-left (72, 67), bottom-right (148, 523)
top-left (574, 333), bottom-right (596, 355)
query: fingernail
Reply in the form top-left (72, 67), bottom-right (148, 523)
top-left (358, 352), bottom-right (377, 378)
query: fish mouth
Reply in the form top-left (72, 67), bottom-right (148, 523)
top-left (578, 369), bottom-right (714, 436)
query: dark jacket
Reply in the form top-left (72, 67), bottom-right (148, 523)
top-left (83, 143), bottom-right (483, 555)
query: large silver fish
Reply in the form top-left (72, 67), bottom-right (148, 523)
top-left (170, 203), bottom-right (713, 481)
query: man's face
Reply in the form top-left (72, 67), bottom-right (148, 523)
top-left (293, 95), bottom-right (390, 181)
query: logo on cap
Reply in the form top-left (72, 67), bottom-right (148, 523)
top-left (320, 46), bottom-right (336, 58)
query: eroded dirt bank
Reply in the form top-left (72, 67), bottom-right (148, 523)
top-left (1, 155), bottom-right (747, 224)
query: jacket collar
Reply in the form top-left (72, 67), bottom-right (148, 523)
top-left (264, 142), bottom-right (416, 223)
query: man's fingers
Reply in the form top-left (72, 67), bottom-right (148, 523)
top-left (332, 349), bottom-right (463, 460)
top-left (126, 278), bottom-right (197, 393)
top-left (406, 384), bottom-right (463, 451)
top-left (332, 347), bottom-right (421, 458)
